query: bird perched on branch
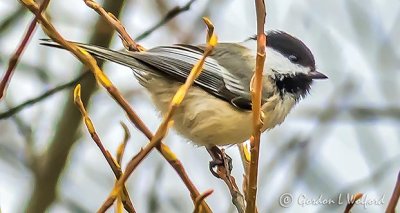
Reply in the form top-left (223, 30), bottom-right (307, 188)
top-left (42, 31), bottom-right (327, 148)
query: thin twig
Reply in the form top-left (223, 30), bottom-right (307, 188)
top-left (98, 17), bottom-right (217, 212)
top-left (246, 0), bottom-right (267, 212)
top-left (193, 190), bottom-right (213, 213)
top-left (135, 0), bottom-right (197, 41)
top-left (386, 171), bottom-right (400, 213)
top-left (73, 84), bottom-right (135, 213)
top-left (344, 193), bottom-right (363, 213)
top-left (0, 2), bottom-right (44, 100)
top-left (0, 72), bottom-right (89, 119)
top-left (208, 146), bottom-right (246, 213)
top-left (83, 0), bottom-right (145, 51)
top-left (115, 122), bottom-right (130, 213)
top-left (116, 122), bottom-right (130, 165)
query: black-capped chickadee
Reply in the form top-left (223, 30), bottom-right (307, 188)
top-left (42, 31), bottom-right (327, 147)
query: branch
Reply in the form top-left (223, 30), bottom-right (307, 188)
top-left (386, 171), bottom-right (400, 213)
top-left (246, 0), bottom-right (266, 212)
top-left (0, 0), bottom-right (50, 100)
top-left (98, 17), bottom-right (217, 212)
top-left (208, 147), bottom-right (245, 213)
top-left (116, 122), bottom-right (130, 165)
top-left (73, 84), bottom-right (135, 212)
top-left (115, 122), bottom-right (131, 213)
top-left (344, 193), bottom-right (363, 213)
top-left (193, 190), bottom-right (214, 213)
top-left (83, 0), bottom-right (145, 51)
top-left (135, 0), bottom-right (197, 41)
top-left (0, 72), bottom-right (89, 119)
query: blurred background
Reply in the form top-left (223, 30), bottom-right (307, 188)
top-left (0, 0), bottom-right (399, 212)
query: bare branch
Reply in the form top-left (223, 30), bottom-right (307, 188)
top-left (73, 84), bottom-right (135, 212)
top-left (1, 0), bottom-right (53, 99)
top-left (386, 171), bottom-right (400, 213)
top-left (344, 193), bottom-right (363, 213)
top-left (246, 0), bottom-right (267, 212)
top-left (193, 190), bottom-right (213, 213)
top-left (83, 0), bottom-right (145, 51)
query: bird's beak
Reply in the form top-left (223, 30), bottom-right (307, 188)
top-left (308, 70), bottom-right (328, 79)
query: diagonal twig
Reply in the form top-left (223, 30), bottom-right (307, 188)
top-left (193, 189), bottom-right (214, 213)
top-left (344, 193), bottom-right (363, 213)
top-left (0, 0), bottom-right (51, 100)
top-left (73, 84), bottom-right (135, 212)
top-left (83, 0), bottom-right (145, 51)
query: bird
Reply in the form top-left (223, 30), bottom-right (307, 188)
top-left (41, 30), bottom-right (327, 148)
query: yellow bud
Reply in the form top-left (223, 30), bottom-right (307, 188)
top-left (73, 84), bottom-right (81, 103)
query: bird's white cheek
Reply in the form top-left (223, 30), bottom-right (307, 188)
top-left (264, 48), bottom-right (310, 76)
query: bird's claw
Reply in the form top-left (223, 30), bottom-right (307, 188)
top-left (208, 147), bottom-right (233, 178)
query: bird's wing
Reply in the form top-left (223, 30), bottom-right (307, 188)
top-left (130, 44), bottom-right (255, 110)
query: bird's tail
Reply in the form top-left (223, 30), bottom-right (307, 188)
top-left (39, 39), bottom-right (149, 70)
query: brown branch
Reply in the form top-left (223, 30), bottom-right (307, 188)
top-left (0, 0), bottom-right (46, 100)
top-left (386, 171), bottom-right (400, 213)
top-left (98, 17), bottom-right (217, 212)
top-left (73, 85), bottom-right (135, 212)
top-left (344, 193), bottom-right (363, 213)
top-left (246, 0), bottom-right (267, 212)
top-left (193, 190), bottom-right (213, 213)
top-left (208, 146), bottom-right (245, 212)
top-left (83, 0), bottom-right (145, 51)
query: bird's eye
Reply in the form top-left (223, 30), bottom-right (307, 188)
top-left (288, 55), bottom-right (298, 62)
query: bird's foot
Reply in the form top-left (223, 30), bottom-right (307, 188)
top-left (207, 146), bottom-right (233, 178)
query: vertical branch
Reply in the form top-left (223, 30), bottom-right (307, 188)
top-left (246, 0), bottom-right (267, 212)
top-left (386, 171), bottom-right (400, 213)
